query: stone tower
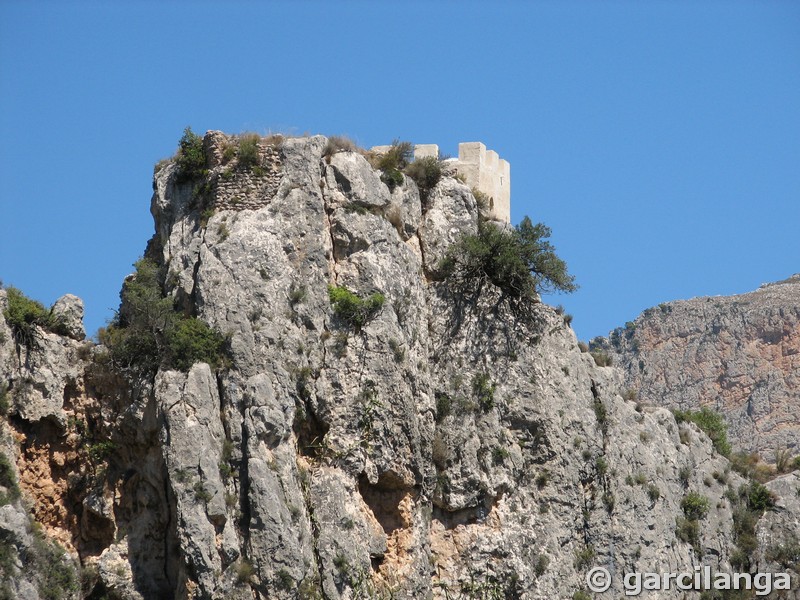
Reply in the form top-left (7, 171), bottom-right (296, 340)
top-left (370, 141), bottom-right (511, 223)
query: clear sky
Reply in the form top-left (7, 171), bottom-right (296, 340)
top-left (1, 1), bottom-right (798, 342)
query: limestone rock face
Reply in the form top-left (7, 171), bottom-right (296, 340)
top-left (2, 133), bottom-right (799, 599)
top-left (602, 275), bottom-right (800, 461)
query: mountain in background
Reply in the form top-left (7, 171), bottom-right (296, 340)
top-left (598, 275), bottom-right (800, 464)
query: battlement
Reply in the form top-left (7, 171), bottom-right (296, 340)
top-left (370, 142), bottom-right (511, 223)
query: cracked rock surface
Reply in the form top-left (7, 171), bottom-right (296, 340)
top-left (1, 133), bottom-right (798, 599)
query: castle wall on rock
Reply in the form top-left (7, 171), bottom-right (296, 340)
top-left (371, 141), bottom-right (511, 223)
top-left (202, 131), bottom-right (284, 211)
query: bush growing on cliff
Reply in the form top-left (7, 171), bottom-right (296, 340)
top-left (681, 491), bottom-right (710, 520)
top-left (327, 285), bottom-right (385, 331)
top-left (175, 127), bottom-right (206, 183)
top-left (371, 140), bottom-right (412, 191)
top-left (166, 317), bottom-right (226, 371)
top-left (404, 156), bottom-right (442, 203)
top-left (3, 286), bottom-right (67, 348)
top-left (439, 217), bottom-right (577, 310)
top-left (673, 407), bottom-right (731, 457)
top-left (100, 258), bottom-right (227, 375)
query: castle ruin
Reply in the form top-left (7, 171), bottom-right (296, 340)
top-left (371, 142), bottom-right (511, 223)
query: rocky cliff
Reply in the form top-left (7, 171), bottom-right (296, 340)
top-left (601, 276), bottom-right (800, 463)
top-left (1, 132), bottom-right (798, 599)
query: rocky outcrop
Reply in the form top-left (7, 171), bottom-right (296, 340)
top-left (601, 276), bottom-right (800, 462)
top-left (1, 132), bottom-right (798, 599)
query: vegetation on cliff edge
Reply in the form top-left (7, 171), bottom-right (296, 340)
top-left (439, 216), bottom-right (577, 307)
top-left (99, 258), bottom-right (226, 375)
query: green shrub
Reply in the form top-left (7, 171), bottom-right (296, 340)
top-left (193, 481), bottom-right (212, 503)
top-left (492, 446), bottom-right (510, 464)
top-left (745, 481), bottom-right (775, 512)
top-left (472, 188), bottom-right (490, 211)
top-left (175, 127), bottom-right (206, 183)
top-left (327, 285), bottom-right (385, 330)
top-left (0, 453), bottom-right (20, 504)
top-left (646, 483), bottom-right (661, 502)
top-left (439, 217), bottom-right (577, 311)
top-left (574, 545), bottom-right (595, 570)
top-left (681, 492), bottom-right (709, 520)
top-left (775, 447), bottom-right (793, 473)
top-left (165, 317), bottom-right (226, 371)
top-left (471, 373), bottom-right (496, 411)
top-left (333, 552), bottom-right (350, 577)
top-left (372, 140), bottom-right (412, 191)
top-left (404, 156), bottom-right (442, 203)
top-left (593, 398), bottom-right (608, 433)
top-left (676, 515), bottom-right (701, 552)
top-left (288, 284), bottom-right (307, 306)
top-left (87, 440), bottom-right (115, 463)
top-left (100, 258), bottom-right (227, 375)
top-left (534, 554), bottom-right (549, 577)
top-left (0, 383), bottom-right (9, 416)
top-left (673, 407), bottom-right (731, 457)
top-left (276, 568), bottom-right (294, 591)
top-left (679, 465), bottom-right (692, 486)
top-left (3, 286), bottom-right (66, 348)
top-left (237, 134), bottom-right (261, 169)
top-left (30, 530), bottom-right (79, 600)
top-left (435, 392), bottom-right (452, 422)
top-left (535, 471), bottom-right (550, 488)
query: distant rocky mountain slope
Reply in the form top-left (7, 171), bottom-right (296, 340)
top-left (1, 132), bottom-right (799, 599)
top-left (600, 276), bottom-right (800, 463)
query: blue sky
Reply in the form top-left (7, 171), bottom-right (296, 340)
top-left (1, 1), bottom-right (798, 342)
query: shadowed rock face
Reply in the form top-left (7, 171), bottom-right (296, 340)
top-left (602, 275), bottom-right (800, 462)
top-left (1, 133), bottom-right (799, 599)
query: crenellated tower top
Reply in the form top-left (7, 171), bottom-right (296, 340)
top-left (371, 142), bottom-right (510, 223)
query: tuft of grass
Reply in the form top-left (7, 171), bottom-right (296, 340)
top-left (288, 284), bottom-right (307, 307)
top-left (322, 135), bottom-right (358, 160)
top-left (237, 134), bottom-right (261, 169)
top-left (193, 481), bottom-right (212, 503)
top-left (235, 559), bottom-right (255, 585)
top-left (590, 349), bottom-right (613, 367)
